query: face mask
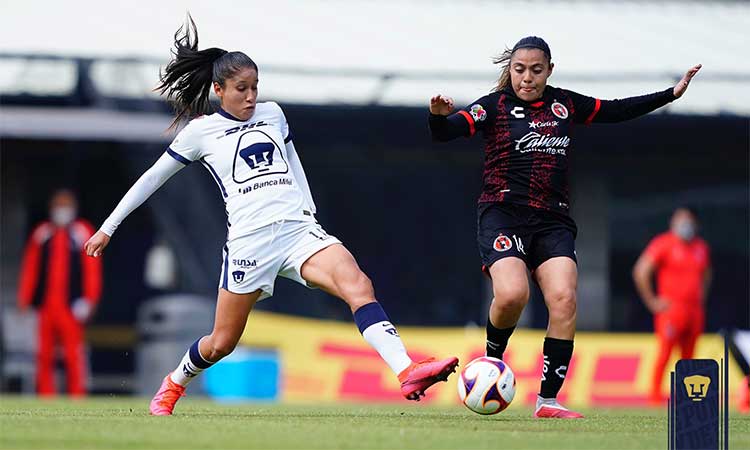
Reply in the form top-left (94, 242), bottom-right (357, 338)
top-left (674, 221), bottom-right (696, 241)
top-left (51, 207), bottom-right (76, 226)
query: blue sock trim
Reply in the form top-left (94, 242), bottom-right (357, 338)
top-left (354, 302), bottom-right (389, 334)
top-left (189, 339), bottom-right (213, 369)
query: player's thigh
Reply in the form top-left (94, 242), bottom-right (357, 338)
top-left (210, 288), bottom-right (261, 345)
top-left (488, 256), bottom-right (530, 303)
top-left (534, 256), bottom-right (578, 308)
top-left (299, 243), bottom-right (373, 301)
top-left (477, 203), bottom-right (530, 274)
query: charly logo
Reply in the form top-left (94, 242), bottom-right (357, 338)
top-left (493, 234), bottom-right (513, 252)
top-left (232, 270), bottom-right (245, 283)
top-left (514, 132), bottom-right (570, 154)
top-left (551, 101), bottom-right (569, 119)
top-left (528, 120), bottom-right (559, 130)
top-left (683, 374), bottom-right (711, 401)
top-left (470, 104), bottom-right (487, 122)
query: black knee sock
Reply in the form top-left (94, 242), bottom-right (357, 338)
top-left (486, 320), bottom-right (515, 360)
top-left (539, 337), bottom-right (574, 399)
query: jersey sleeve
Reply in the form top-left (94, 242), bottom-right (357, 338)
top-left (563, 89), bottom-right (602, 125)
top-left (429, 94), bottom-right (494, 141)
top-left (167, 121), bottom-right (202, 164)
top-left (644, 234), bottom-right (669, 266)
top-left (273, 102), bottom-right (316, 213)
top-left (564, 88), bottom-right (677, 125)
top-left (272, 102), bottom-right (293, 144)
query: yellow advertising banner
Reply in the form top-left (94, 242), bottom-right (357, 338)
top-left (239, 311), bottom-right (744, 408)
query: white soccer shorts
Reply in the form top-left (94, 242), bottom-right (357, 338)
top-left (219, 220), bottom-right (341, 300)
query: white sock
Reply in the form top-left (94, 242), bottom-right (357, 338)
top-left (536, 395), bottom-right (566, 410)
top-left (361, 320), bottom-right (413, 374)
top-left (169, 338), bottom-right (214, 386)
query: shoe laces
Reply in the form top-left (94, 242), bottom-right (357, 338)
top-left (158, 384), bottom-right (185, 405)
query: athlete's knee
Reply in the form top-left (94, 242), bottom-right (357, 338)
top-left (546, 288), bottom-right (577, 322)
top-left (492, 283), bottom-right (529, 314)
top-left (204, 334), bottom-right (238, 361)
top-left (341, 270), bottom-right (375, 306)
top-left (338, 270), bottom-right (375, 308)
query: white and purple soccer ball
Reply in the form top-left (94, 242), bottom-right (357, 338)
top-left (457, 356), bottom-right (516, 415)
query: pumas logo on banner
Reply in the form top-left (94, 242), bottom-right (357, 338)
top-left (683, 374), bottom-right (711, 401)
top-left (551, 102), bottom-right (569, 119)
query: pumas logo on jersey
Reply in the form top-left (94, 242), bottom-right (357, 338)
top-left (493, 234), bottom-right (513, 252)
top-left (232, 259), bottom-right (257, 269)
top-left (232, 270), bottom-right (245, 283)
top-left (529, 120), bottom-right (559, 130)
top-left (470, 104), bottom-right (487, 122)
top-left (551, 102), bottom-right (569, 119)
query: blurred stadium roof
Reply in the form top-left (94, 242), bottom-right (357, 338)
top-left (1, 0), bottom-right (749, 115)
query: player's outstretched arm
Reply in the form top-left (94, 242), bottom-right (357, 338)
top-left (428, 94), bottom-right (473, 142)
top-left (574, 64), bottom-right (702, 124)
top-left (84, 153), bottom-right (185, 258)
top-left (673, 64), bottom-right (702, 98)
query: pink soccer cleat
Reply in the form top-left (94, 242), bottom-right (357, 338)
top-left (149, 372), bottom-right (186, 416)
top-left (534, 397), bottom-right (584, 419)
top-left (398, 356), bottom-right (459, 401)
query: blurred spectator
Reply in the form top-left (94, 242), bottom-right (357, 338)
top-left (632, 207), bottom-right (712, 405)
top-left (17, 189), bottom-right (102, 396)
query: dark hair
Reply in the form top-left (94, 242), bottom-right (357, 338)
top-left (674, 206), bottom-right (699, 222)
top-left (156, 14), bottom-right (258, 128)
top-left (492, 36), bottom-right (552, 92)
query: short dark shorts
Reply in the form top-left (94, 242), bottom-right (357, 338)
top-left (477, 202), bottom-right (578, 272)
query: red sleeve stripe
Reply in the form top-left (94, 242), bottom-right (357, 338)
top-left (457, 110), bottom-right (476, 136)
top-left (585, 98), bottom-right (601, 125)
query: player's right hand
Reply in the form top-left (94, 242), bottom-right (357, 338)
top-left (85, 230), bottom-right (111, 258)
top-left (648, 296), bottom-right (670, 314)
top-left (430, 95), bottom-right (455, 116)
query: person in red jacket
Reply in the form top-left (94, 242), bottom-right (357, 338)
top-left (633, 207), bottom-right (711, 404)
top-left (17, 189), bottom-right (102, 396)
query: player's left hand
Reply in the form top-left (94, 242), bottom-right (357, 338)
top-left (72, 298), bottom-right (94, 323)
top-left (673, 64), bottom-right (701, 98)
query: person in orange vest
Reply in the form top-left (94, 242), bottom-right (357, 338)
top-left (18, 189), bottom-right (102, 396)
top-left (633, 207), bottom-right (711, 404)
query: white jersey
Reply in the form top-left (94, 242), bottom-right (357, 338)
top-left (168, 102), bottom-right (316, 240)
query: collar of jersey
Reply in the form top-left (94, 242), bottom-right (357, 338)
top-left (501, 86), bottom-right (549, 108)
top-left (217, 107), bottom-right (246, 122)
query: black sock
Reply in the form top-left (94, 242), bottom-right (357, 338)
top-left (539, 337), bottom-right (574, 399)
top-left (486, 320), bottom-right (515, 360)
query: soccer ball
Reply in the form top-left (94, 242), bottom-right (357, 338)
top-left (457, 356), bottom-right (516, 415)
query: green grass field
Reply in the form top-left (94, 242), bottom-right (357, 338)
top-left (1, 397), bottom-right (748, 450)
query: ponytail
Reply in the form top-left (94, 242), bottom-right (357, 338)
top-left (157, 14), bottom-right (257, 128)
top-left (491, 47), bottom-right (513, 93)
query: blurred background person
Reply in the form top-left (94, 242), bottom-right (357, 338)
top-left (632, 207), bottom-right (711, 405)
top-left (17, 189), bottom-right (103, 396)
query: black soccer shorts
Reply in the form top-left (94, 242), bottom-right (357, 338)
top-left (477, 202), bottom-right (578, 273)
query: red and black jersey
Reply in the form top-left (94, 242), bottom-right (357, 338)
top-left (430, 85), bottom-right (676, 214)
